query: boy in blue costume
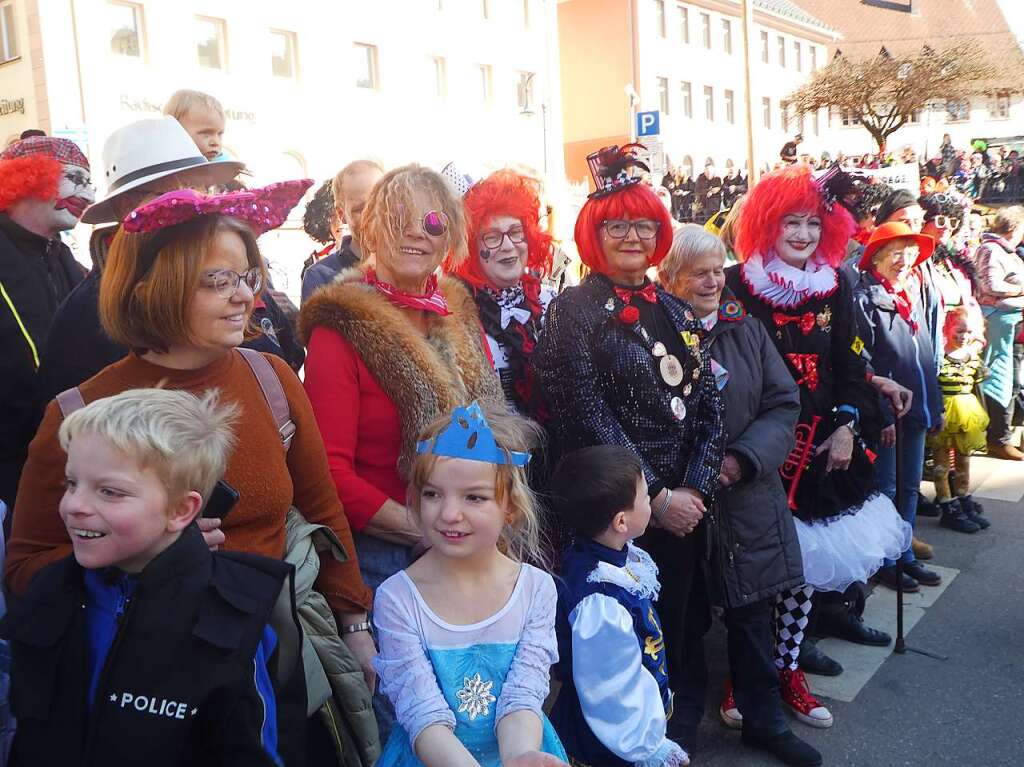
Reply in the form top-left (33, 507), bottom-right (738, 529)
top-left (549, 445), bottom-right (688, 767)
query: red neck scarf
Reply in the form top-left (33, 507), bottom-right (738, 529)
top-left (869, 268), bottom-right (918, 334)
top-left (613, 281), bottom-right (658, 305)
top-left (365, 269), bottom-right (450, 316)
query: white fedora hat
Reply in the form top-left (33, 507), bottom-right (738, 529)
top-left (83, 116), bottom-right (245, 224)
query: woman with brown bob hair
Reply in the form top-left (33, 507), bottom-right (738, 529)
top-left (300, 163), bottom-right (502, 591)
top-left (6, 183), bottom-right (380, 738)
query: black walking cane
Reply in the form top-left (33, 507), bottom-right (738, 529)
top-left (893, 418), bottom-right (947, 660)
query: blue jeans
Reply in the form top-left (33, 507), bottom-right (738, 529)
top-left (874, 424), bottom-right (927, 566)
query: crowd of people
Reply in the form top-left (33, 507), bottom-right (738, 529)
top-left (664, 131), bottom-right (1024, 227)
top-left (0, 85), bottom-right (1021, 767)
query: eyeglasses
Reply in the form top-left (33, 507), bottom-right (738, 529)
top-left (602, 219), bottom-right (661, 240)
top-left (480, 226), bottom-right (526, 249)
top-left (933, 215), bottom-right (962, 230)
top-left (200, 267), bottom-right (262, 298)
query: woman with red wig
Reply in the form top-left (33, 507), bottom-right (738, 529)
top-left (535, 145), bottom-right (724, 760)
top-left (724, 165), bottom-right (913, 725)
top-left (448, 170), bottom-right (554, 419)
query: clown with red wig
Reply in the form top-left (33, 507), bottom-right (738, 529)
top-left (0, 136), bottom-right (93, 508)
top-left (447, 170), bottom-right (555, 420)
top-left (724, 165), bottom-right (913, 717)
top-left (536, 145), bottom-right (723, 766)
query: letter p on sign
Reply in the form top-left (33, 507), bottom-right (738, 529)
top-left (637, 111), bottom-right (660, 138)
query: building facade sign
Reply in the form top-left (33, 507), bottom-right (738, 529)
top-left (0, 96), bottom-right (25, 116)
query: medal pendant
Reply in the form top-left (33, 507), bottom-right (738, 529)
top-left (692, 366), bottom-right (700, 381)
top-left (683, 383), bottom-right (692, 396)
top-left (652, 341), bottom-right (667, 358)
top-left (670, 396), bottom-right (687, 420)
top-left (660, 355), bottom-right (684, 387)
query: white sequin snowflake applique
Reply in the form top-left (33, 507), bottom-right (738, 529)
top-left (455, 673), bottom-right (496, 720)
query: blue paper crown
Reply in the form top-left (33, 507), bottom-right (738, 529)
top-left (416, 402), bottom-right (531, 466)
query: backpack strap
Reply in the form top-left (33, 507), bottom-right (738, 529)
top-left (237, 347), bottom-right (296, 452)
top-left (55, 386), bottom-right (86, 418)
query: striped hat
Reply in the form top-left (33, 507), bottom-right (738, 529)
top-left (0, 136), bottom-right (89, 168)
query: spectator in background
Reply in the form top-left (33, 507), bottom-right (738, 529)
top-left (695, 162), bottom-right (723, 224)
top-left (164, 89), bottom-right (226, 161)
top-left (301, 159), bottom-right (384, 304)
top-left (0, 137), bottom-right (93, 510)
top-left (780, 134), bottom-right (802, 165)
top-left (941, 133), bottom-right (958, 177)
top-left (300, 179), bottom-right (342, 279)
top-left (975, 206), bottom-right (1024, 459)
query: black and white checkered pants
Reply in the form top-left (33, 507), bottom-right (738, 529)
top-left (773, 584), bottom-right (815, 671)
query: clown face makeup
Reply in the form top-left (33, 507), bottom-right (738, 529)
top-left (478, 215), bottom-right (528, 289)
top-left (775, 211), bottom-right (822, 267)
top-left (53, 163), bottom-right (95, 230)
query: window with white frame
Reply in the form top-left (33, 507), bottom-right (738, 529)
top-left (704, 85), bottom-right (714, 120)
top-left (270, 29), bottom-right (297, 78)
top-left (945, 99), bottom-right (970, 122)
top-left (517, 71), bottom-right (535, 110)
top-left (760, 30), bottom-right (768, 63)
top-left (722, 18), bottom-right (732, 54)
top-left (700, 12), bottom-right (710, 48)
top-left (522, 0), bottom-right (530, 27)
top-left (678, 3), bottom-right (689, 43)
top-left (654, 0), bottom-right (666, 37)
top-left (429, 56), bottom-right (446, 98)
top-left (196, 16), bottom-right (226, 69)
top-left (812, 109), bottom-right (819, 135)
top-left (354, 43), bottom-right (378, 89)
top-left (794, 41), bottom-right (801, 71)
top-left (478, 64), bottom-right (492, 103)
top-left (777, 35), bottom-right (785, 67)
top-left (725, 89), bottom-right (734, 123)
top-left (809, 45), bottom-right (817, 71)
top-left (840, 109), bottom-right (861, 127)
top-left (989, 91), bottom-right (1010, 119)
top-left (658, 77), bottom-right (669, 115)
top-left (762, 96), bottom-right (771, 129)
top-left (780, 100), bottom-right (788, 131)
top-left (681, 81), bottom-right (692, 117)
top-left (108, 2), bottom-right (142, 59)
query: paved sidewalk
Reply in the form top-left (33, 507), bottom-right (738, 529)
top-left (691, 456), bottom-right (1024, 766)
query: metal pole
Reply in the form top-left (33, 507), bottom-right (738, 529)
top-left (740, 0), bottom-right (758, 183)
top-left (894, 417), bottom-right (906, 654)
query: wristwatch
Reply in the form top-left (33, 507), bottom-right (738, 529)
top-left (340, 621), bottom-right (373, 636)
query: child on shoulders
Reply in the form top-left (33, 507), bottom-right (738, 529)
top-left (549, 445), bottom-right (689, 767)
top-left (0, 389), bottom-right (303, 767)
top-left (373, 402), bottom-right (568, 767)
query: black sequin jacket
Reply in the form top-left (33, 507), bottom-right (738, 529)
top-left (535, 273), bottom-right (724, 501)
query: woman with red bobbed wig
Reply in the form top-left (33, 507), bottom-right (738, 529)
top-left (535, 145), bottom-right (724, 758)
top-left (724, 165), bottom-right (913, 727)
top-left (447, 170), bottom-right (555, 419)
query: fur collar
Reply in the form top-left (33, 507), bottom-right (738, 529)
top-left (299, 266), bottom-right (503, 478)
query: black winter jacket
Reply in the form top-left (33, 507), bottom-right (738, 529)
top-left (0, 524), bottom-right (306, 767)
top-left (705, 296), bottom-right (804, 607)
top-left (0, 214), bottom-right (84, 506)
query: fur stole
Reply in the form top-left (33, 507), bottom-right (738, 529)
top-left (298, 266), bottom-right (503, 478)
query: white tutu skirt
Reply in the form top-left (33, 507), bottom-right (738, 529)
top-left (794, 492), bottom-right (913, 593)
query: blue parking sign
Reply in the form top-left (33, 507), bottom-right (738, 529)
top-left (636, 111), bottom-right (660, 137)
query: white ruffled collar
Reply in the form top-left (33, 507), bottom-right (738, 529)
top-left (586, 542), bottom-right (661, 601)
top-left (741, 252), bottom-right (838, 308)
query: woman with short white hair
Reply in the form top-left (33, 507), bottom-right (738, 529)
top-left (659, 225), bottom-right (819, 766)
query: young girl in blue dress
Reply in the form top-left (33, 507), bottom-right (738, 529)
top-left (373, 402), bottom-right (568, 767)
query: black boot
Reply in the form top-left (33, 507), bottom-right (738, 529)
top-left (939, 499), bottom-right (980, 534)
top-left (799, 639), bottom-right (843, 676)
top-left (957, 494), bottom-right (991, 529)
top-left (916, 491), bottom-right (939, 518)
top-left (817, 604), bottom-right (891, 646)
top-left (743, 730), bottom-right (823, 767)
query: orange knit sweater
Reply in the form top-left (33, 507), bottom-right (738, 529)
top-left (6, 350), bottom-right (372, 613)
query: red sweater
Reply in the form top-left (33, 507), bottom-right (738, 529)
top-left (303, 326), bottom-right (406, 530)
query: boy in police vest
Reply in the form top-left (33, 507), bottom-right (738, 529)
top-left (0, 388), bottom-right (304, 766)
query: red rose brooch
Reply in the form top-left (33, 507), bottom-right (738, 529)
top-left (618, 305), bottom-right (641, 325)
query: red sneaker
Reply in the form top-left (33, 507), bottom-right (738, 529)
top-left (779, 667), bottom-right (834, 728)
top-left (719, 678), bottom-right (743, 729)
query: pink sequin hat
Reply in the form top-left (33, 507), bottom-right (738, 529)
top-left (122, 179), bottom-right (313, 282)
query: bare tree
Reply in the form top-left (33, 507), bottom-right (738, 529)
top-left (787, 42), bottom-right (1009, 153)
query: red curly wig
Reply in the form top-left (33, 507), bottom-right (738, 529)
top-left (734, 165), bottom-right (856, 268)
top-left (447, 170), bottom-right (553, 288)
top-left (0, 155), bottom-right (63, 212)
top-left (574, 182), bottom-right (673, 274)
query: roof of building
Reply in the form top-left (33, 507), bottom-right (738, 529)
top-left (794, 0), bottom-right (1020, 59)
top-left (753, 0), bottom-right (836, 34)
